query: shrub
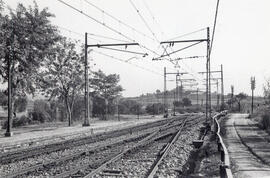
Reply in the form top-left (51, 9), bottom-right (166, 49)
top-left (31, 111), bottom-right (51, 123)
top-left (260, 113), bottom-right (270, 130)
top-left (14, 97), bottom-right (28, 113)
top-left (2, 115), bottom-right (30, 129)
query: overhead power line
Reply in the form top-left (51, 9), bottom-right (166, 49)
top-left (56, 0), bottom-right (160, 56)
top-left (142, 0), bottom-right (165, 38)
top-left (167, 28), bottom-right (207, 41)
top-left (210, 0), bottom-right (220, 55)
top-left (93, 50), bottom-right (163, 76)
top-left (82, 0), bottom-right (156, 42)
top-left (129, 0), bottom-right (160, 43)
top-left (99, 46), bottom-right (148, 56)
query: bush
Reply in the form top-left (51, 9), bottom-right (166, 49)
top-left (260, 113), bottom-right (270, 130)
top-left (2, 115), bottom-right (31, 129)
top-left (33, 100), bottom-right (54, 122)
top-left (145, 103), bottom-right (164, 115)
top-left (14, 97), bottom-right (28, 113)
top-left (31, 111), bottom-right (51, 123)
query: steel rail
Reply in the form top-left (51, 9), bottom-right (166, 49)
top-left (146, 118), bottom-right (188, 178)
top-left (0, 117), bottom-right (177, 164)
top-left (2, 132), bottom-right (151, 178)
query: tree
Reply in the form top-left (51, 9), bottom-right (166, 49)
top-left (235, 93), bottom-right (248, 112)
top-left (182, 97), bottom-right (192, 107)
top-left (0, 2), bottom-right (59, 96)
top-left (263, 78), bottom-right (270, 104)
top-left (173, 101), bottom-right (182, 107)
top-left (39, 38), bottom-right (84, 126)
top-left (118, 99), bottom-right (140, 114)
top-left (90, 70), bottom-right (123, 119)
top-left (0, 2), bottom-right (59, 129)
top-left (145, 103), bottom-right (164, 115)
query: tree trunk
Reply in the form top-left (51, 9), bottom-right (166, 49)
top-left (238, 102), bottom-right (241, 112)
top-left (65, 96), bottom-right (72, 126)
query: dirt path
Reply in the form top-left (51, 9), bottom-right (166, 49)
top-left (223, 113), bottom-right (270, 178)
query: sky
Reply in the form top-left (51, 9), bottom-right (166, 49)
top-left (3, 0), bottom-right (270, 97)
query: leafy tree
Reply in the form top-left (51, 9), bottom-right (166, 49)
top-left (263, 78), bottom-right (270, 104)
top-left (39, 38), bottom-right (84, 126)
top-left (182, 97), bottom-right (192, 107)
top-left (173, 101), bottom-right (182, 107)
top-left (0, 2), bottom-right (59, 117)
top-left (235, 93), bottom-right (248, 112)
top-left (118, 99), bottom-right (141, 115)
top-left (90, 70), bottom-right (123, 119)
top-left (145, 103), bottom-right (164, 115)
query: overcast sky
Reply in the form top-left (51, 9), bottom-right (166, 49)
top-left (3, 0), bottom-right (270, 97)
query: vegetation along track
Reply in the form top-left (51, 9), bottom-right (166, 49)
top-left (0, 114), bottom-right (201, 178)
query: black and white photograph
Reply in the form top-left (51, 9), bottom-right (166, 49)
top-left (0, 0), bottom-right (270, 177)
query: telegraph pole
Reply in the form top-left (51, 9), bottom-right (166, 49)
top-left (197, 88), bottom-right (199, 109)
top-left (199, 65), bottom-right (224, 112)
top-left (163, 69), bottom-right (188, 117)
top-left (221, 65), bottom-right (224, 108)
top-left (176, 71), bottom-right (179, 102)
top-left (5, 50), bottom-right (13, 137)
top-left (83, 33), bottom-right (90, 126)
top-left (153, 28), bottom-right (209, 120)
top-left (5, 26), bottom-right (14, 137)
top-left (164, 67), bottom-right (167, 117)
top-left (251, 77), bottom-right (255, 114)
top-left (173, 90), bottom-right (176, 116)
top-left (83, 37), bottom-right (143, 124)
top-left (207, 27), bottom-right (211, 120)
top-left (231, 85), bottom-right (234, 110)
top-left (216, 80), bottom-right (220, 109)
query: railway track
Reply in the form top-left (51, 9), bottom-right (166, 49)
top-left (1, 115), bottom-right (194, 178)
top-left (91, 115), bottom-right (203, 178)
top-left (0, 115), bottom-right (187, 165)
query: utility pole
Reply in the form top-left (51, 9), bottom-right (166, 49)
top-left (221, 65), bottom-right (224, 108)
top-left (164, 67), bottom-right (167, 117)
top-left (197, 88), bottom-right (199, 109)
top-left (84, 39), bottom-right (143, 122)
top-left (176, 71), bottom-right (179, 102)
top-left (251, 77), bottom-right (255, 114)
top-left (199, 66), bottom-right (224, 112)
top-left (5, 49), bottom-right (13, 137)
top-left (164, 70), bottom-right (188, 117)
top-left (231, 85), bottom-right (234, 110)
top-left (137, 104), bottom-right (140, 119)
top-left (116, 97), bottom-right (120, 121)
top-left (180, 80), bottom-right (183, 101)
top-left (207, 27), bottom-right (211, 121)
top-left (83, 32), bottom-right (90, 126)
top-left (153, 28), bottom-right (209, 120)
top-left (215, 80), bottom-right (219, 109)
top-left (173, 90), bottom-right (176, 116)
top-left (5, 26), bottom-right (14, 137)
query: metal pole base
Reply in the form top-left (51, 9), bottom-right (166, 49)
top-left (5, 132), bottom-right (13, 137)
